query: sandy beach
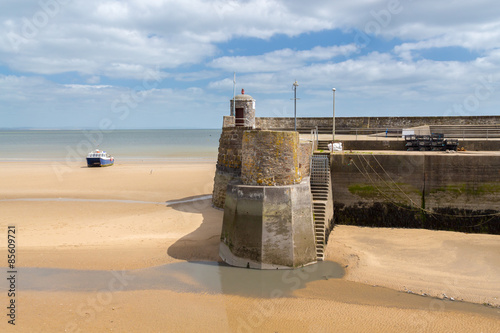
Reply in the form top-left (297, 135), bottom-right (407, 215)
top-left (0, 161), bottom-right (499, 332)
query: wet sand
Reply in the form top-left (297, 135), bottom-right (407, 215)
top-left (327, 225), bottom-right (500, 307)
top-left (0, 161), bottom-right (499, 332)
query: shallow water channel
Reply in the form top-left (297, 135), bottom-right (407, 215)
top-left (7, 261), bottom-right (344, 298)
top-left (4, 260), bottom-right (500, 319)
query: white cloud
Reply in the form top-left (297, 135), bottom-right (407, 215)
top-left (86, 75), bottom-right (101, 84)
top-left (1, 0), bottom-right (499, 79)
top-left (1, 0), bottom-right (500, 127)
top-left (209, 50), bottom-right (499, 112)
top-left (95, 1), bottom-right (130, 21)
top-left (394, 21), bottom-right (500, 60)
top-left (210, 44), bottom-right (359, 72)
top-left (0, 74), bottom-right (226, 128)
top-left (63, 84), bottom-right (112, 90)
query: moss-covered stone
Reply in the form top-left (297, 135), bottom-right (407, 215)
top-left (241, 130), bottom-right (301, 186)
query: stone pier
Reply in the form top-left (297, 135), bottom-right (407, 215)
top-left (219, 130), bottom-right (317, 269)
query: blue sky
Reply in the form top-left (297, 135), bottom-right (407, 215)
top-left (0, 0), bottom-right (498, 129)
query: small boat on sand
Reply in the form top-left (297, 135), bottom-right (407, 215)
top-left (86, 149), bottom-right (114, 167)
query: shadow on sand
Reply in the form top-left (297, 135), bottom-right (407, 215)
top-left (166, 195), bottom-right (224, 262)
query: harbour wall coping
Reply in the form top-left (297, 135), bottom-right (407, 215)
top-left (252, 116), bottom-right (500, 130)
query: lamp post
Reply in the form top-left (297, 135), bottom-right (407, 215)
top-left (332, 88), bottom-right (336, 142)
top-left (292, 81), bottom-right (299, 131)
top-left (232, 72), bottom-right (236, 117)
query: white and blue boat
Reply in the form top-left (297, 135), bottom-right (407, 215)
top-left (86, 149), bottom-right (114, 167)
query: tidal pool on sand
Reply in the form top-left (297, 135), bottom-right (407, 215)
top-left (5, 260), bottom-right (500, 319)
top-left (7, 261), bottom-right (345, 298)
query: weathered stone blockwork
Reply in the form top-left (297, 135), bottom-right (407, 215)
top-left (334, 116), bottom-right (500, 129)
top-left (222, 116), bottom-right (234, 128)
top-left (298, 141), bottom-right (313, 178)
top-left (212, 126), bottom-right (252, 208)
top-left (331, 153), bottom-right (500, 234)
top-left (218, 129), bottom-right (317, 269)
top-left (254, 116), bottom-right (500, 131)
top-left (241, 131), bottom-right (301, 186)
top-left (213, 128), bottom-right (315, 208)
top-left (231, 94), bottom-right (256, 128)
top-left (255, 117), bottom-right (332, 131)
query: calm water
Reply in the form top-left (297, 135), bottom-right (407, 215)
top-left (0, 129), bottom-right (221, 161)
top-left (2, 261), bottom-right (345, 298)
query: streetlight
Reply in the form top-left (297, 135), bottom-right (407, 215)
top-left (292, 81), bottom-right (299, 131)
top-left (332, 88), bottom-right (336, 142)
top-left (232, 72), bottom-right (236, 117)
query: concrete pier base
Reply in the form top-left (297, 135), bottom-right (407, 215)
top-left (219, 180), bottom-right (317, 269)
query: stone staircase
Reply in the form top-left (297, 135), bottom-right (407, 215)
top-left (317, 140), bottom-right (330, 151)
top-left (310, 154), bottom-right (333, 261)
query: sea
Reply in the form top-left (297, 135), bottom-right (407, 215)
top-left (0, 129), bottom-right (221, 162)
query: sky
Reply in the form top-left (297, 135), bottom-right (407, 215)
top-left (0, 0), bottom-right (499, 129)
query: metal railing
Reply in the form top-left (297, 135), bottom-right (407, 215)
top-left (310, 155), bottom-right (330, 185)
top-left (310, 126), bottom-right (319, 150)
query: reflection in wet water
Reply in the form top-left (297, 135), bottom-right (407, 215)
top-left (6, 261), bottom-right (344, 298)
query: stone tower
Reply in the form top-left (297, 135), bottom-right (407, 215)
top-left (230, 89), bottom-right (255, 128)
top-left (219, 130), bottom-right (317, 269)
top-left (212, 90), bottom-right (255, 209)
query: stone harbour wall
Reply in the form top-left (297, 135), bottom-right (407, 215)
top-left (212, 126), bottom-right (253, 208)
top-left (341, 139), bottom-right (500, 152)
top-left (331, 153), bottom-right (500, 234)
top-left (298, 141), bottom-right (313, 178)
top-left (241, 130), bottom-right (301, 186)
top-left (215, 128), bottom-right (317, 269)
top-left (255, 117), bottom-right (331, 130)
top-left (219, 181), bottom-right (317, 269)
top-left (253, 116), bottom-right (500, 131)
top-left (222, 116), bottom-right (235, 128)
top-left (212, 128), bottom-right (315, 208)
top-left (335, 116), bottom-right (500, 129)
